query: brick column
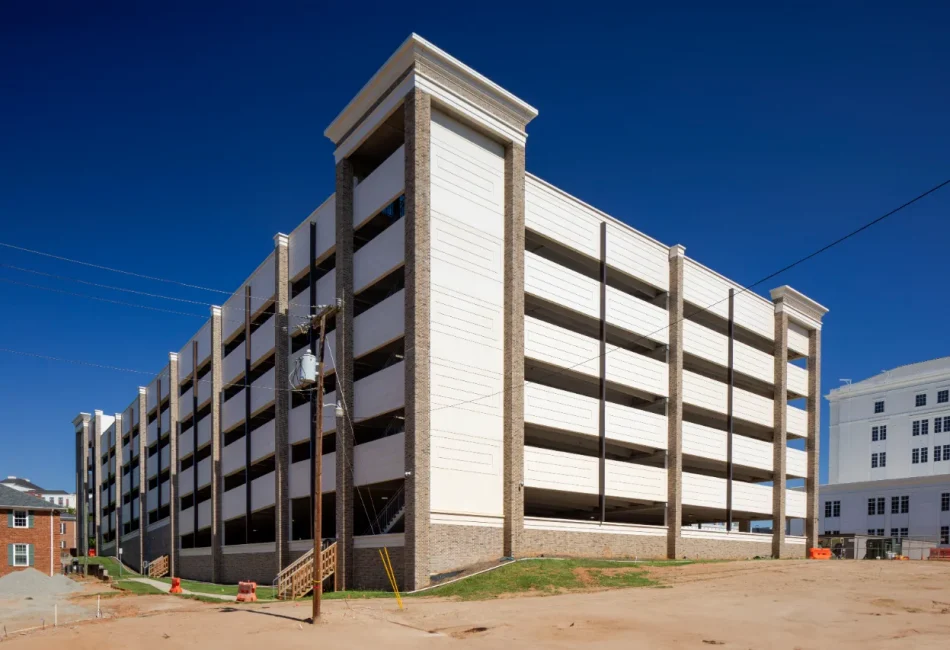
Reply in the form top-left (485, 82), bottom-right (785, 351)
top-left (73, 414), bottom-right (91, 556)
top-left (93, 410), bottom-right (103, 553)
top-left (137, 387), bottom-right (147, 567)
top-left (503, 141), bottom-right (526, 559)
top-left (273, 233), bottom-right (291, 571)
top-left (806, 329), bottom-right (822, 548)
top-left (771, 310), bottom-right (788, 558)
top-left (210, 306), bottom-right (224, 582)
top-left (335, 156), bottom-right (356, 590)
top-left (404, 88), bottom-right (431, 590)
top-left (168, 353), bottom-right (179, 577)
top-left (666, 245), bottom-right (686, 559)
top-left (114, 414), bottom-right (123, 557)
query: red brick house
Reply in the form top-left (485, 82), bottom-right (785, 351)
top-left (1, 484), bottom-right (64, 577)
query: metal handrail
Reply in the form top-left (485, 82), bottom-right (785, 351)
top-left (364, 485), bottom-right (405, 535)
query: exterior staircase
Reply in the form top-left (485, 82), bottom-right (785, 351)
top-left (274, 539), bottom-right (338, 600)
top-left (363, 485), bottom-right (406, 536)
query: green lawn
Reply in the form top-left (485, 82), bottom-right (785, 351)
top-left (412, 559), bottom-right (688, 601)
top-left (76, 555), bottom-right (139, 577)
top-left (323, 590), bottom-right (392, 600)
top-left (114, 580), bottom-right (164, 595)
top-left (154, 577), bottom-right (277, 600)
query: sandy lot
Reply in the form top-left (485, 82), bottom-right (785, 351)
top-left (4, 560), bottom-right (950, 648)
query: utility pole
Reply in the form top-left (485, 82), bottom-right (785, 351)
top-left (309, 300), bottom-right (339, 624)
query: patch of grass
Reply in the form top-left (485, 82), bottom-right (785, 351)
top-left (76, 555), bottom-right (139, 577)
top-left (114, 580), bottom-right (165, 595)
top-left (154, 577), bottom-right (276, 600)
top-left (414, 559), bottom-right (677, 601)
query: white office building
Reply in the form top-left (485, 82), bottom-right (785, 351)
top-left (822, 357), bottom-right (950, 547)
top-left (75, 34), bottom-right (828, 591)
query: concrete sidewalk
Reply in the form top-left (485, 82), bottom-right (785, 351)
top-left (124, 577), bottom-right (237, 601)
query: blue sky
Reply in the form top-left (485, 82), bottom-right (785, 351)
top-left (0, 2), bottom-right (948, 492)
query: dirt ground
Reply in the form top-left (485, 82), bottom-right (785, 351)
top-left (4, 560), bottom-right (950, 648)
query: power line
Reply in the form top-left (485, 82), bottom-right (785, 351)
top-left (0, 263), bottom-right (311, 326)
top-left (0, 240), bottom-right (306, 308)
top-left (426, 176), bottom-right (950, 414)
top-left (0, 278), bottom-right (210, 319)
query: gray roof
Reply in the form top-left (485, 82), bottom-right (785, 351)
top-left (0, 484), bottom-right (60, 510)
top-left (1, 477), bottom-right (46, 492)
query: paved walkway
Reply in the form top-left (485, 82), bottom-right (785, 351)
top-left (124, 577), bottom-right (237, 601)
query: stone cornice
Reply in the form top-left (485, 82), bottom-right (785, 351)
top-left (770, 285), bottom-right (828, 331)
top-left (325, 34), bottom-right (537, 156)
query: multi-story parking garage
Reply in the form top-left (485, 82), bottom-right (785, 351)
top-left (74, 34), bottom-right (827, 591)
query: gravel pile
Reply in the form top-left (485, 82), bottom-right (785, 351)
top-left (0, 568), bottom-right (81, 598)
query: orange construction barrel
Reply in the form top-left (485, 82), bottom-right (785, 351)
top-left (237, 581), bottom-right (257, 602)
top-left (170, 577), bottom-right (183, 594)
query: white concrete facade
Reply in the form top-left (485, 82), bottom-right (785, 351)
top-left (822, 358), bottom-right (950, 544)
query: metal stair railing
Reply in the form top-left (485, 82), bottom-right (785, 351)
top-left (363, 485), bottom-right (406, 536)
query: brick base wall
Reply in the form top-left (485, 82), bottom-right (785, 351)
top-left (119, 533), bottom-right (141, 572)
top-left (678, 537), bottom-right (773, 560)
top-left (143, 522), bottom-right (172, 564)
top-left (180, 553), bottom-right (214, 582)
top-left (221, 552), bottom-right (277, 585)
top-left (429, 524), bottom-right (504, 576)
top-left (353, 546), bottom-right (404, 591)
top-left (781, 542), bottom-right (807, 559)
top-left (520, 528), bottom-right (668, 560)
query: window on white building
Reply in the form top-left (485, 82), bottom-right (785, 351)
top-left (912, 448), bottom-right (921, 464)
top-left (833, 501), bottom-right (841, 517)
top-left (916, 393), bottom-right (927, 407)
top-left (877, 497), bottom-right (885, 515)
top-left (58, 497), bottom-right (64, 506)
top-left (942, 493), bottom-right (949, 512)
top-left (891, 496), bottom-right (900, 514)
top-left (871, 453), bottom-right (879, 468)
top-left (12, 544), bottom-right (28, 566)
top-left (944, 444), bottom-right (950, 461)
top-left (867, 528), bottom-right (875, 535)
top-left (900, 527), bottom-right (908, 538)
top-left (880, 452), bottom-right (887, 467)
top-left (922, 447), bottom-right (929, 463)
top-left (944, 417), bottom-right (950, 431)
top-left (890, 527), bottom-right (898, 538)
top-left (12, 511), bottom-right (28, 528)
top-left (871, 426), bottom-right (879, 441)
top-left (901, 495), bottom-right (909, 513)
top-left (938, 418), bottom-right (945, 434)
top-left (942, 526), bottom-right (949, 545)
top-left (876, 528), bottom-right (884, 536)
top-left (922, 420), bottom-right (930, 435)
top-left (867, 498), bottom-right (876, 515)
top-left (824, 501), bottom-right (832, 518)
top-left (913, 421), bottom-right (921, 436)
top-left (939, 390), bottom-right (949, 404)
top-left (874, 400), bottom-right (885, 414)
top-left (880, 425), bottom-right (887, 440)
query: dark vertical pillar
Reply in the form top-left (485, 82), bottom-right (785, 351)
top-left (193, 341), bottom-right (199, 540)
top-left (168, 355), bottom-right (179, 577)
top-left (335, 157), bottom-right (355, 589)
top-left (598, 222), bottom-right (607, 524)
top-left (726, 289), bottom-right (735, 531)
top-left (309, 221), bottom-right (318, 540)
top-left (243, 285), bottom-right (252, 544)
